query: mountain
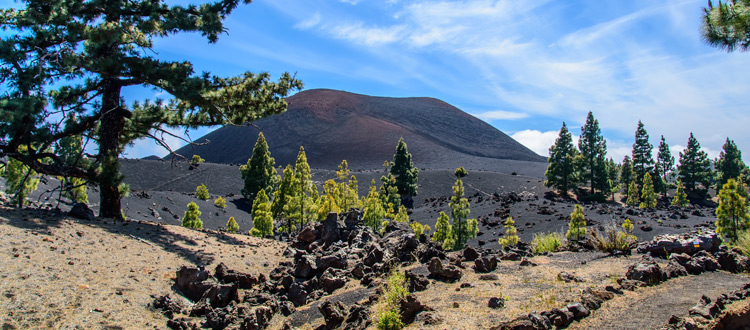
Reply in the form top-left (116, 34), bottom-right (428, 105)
top-left (173, 89), bottom-right (545, 170)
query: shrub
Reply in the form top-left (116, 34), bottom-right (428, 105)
top-left (182, 202), bottom-right (203, 229)
top-left (589, 223), bottom-right (636, 253)
top-left (531, 232), bottom-right (564, 254)
top-left (394, 205), bottom-right (409, 222)
top-left (214, 196), bottom-right (226, 208)
top-left (226, 217), bottom-right (239, 233)
top-left (196, 183), bottom-right (209, 200)
top-left (376, 269), bottom-right (407, 330)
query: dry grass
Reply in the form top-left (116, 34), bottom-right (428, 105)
top-left (0, 206), bottom-right (288, 329)
top-left (408, 252), bottom-right (637, 329)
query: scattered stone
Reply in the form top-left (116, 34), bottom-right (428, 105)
top-left (519, 258), bottom-right (536, 267)
top-left (636, 230), bottom-right (721, 257)
top-left (462, 246), bottom-right (480, 261)
top-left (557, 271), bottom-right (585, 283)
top-left (474, 256), bottom-right (498, 273)
top-left (319, 300), bottom-right (348, 326)
top-left (405, 270), bottom-right (430, 292)
top-left (69, 203), bottom-right (95, 221)
top-left (488, 297), bottom-right (505, 309)
top-left (399, 294), bottom-right (433, 323)
top-left (625, 257), bottom-right (664, 286)
top-left (479, 274), bottom-right (499, 281)
top-left (567, 302), bottom-right (591, 320)
top-left (416, 312), bottom-right (443, 326)
top-left (175, 266), bottom-right (210, 302)
top-left (428, 257), bottom-right (463, 282)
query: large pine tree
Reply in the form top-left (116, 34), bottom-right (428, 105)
top-left (632, 121), bottom-right (654, 190)
top-left (288, 147), bottom-right (315, 227)
top-left (716, 179), bottom-right (750, 242)
top-left (240, 132), bottom-right (277, 202)
top-left (715, 138), bottom-right (748, 192)
top-left (545, 123), bottom-right (578, 196)
top-left (678, 133), bottom-right (713, 193)
top-left (620, 155), bottom-right (634, 194)
top-left (578, 112), bottom-right (608, 194)
top-left (449, 176), bottom-right (477, 250)
top-left (0, 0), bottom-right (301, 219)
top-left (656, 135), bottom-right (675, 197)
top-left (390, 138), bottom-right (419, 198)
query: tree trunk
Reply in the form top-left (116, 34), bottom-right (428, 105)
top-left (98, 78), bottom-right (127, 220)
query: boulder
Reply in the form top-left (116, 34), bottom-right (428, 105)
top-left (342, 304), bottom-right (372, 330)
top-left (462, 246), bottom-right (480, 261)
top-left (625, 257), bottom-right (664, 286)
top-left (491, 312), bottom-right (552, 330)
top-left (415, 312), bottom-right (443, 326)
top-left (566, 302), bottom-right (590, 320)
top-left (716, 249), bottom-right (750, 273)
top-left (689, 295), bottom-right (722, 320)
top-left (428, 257), bottom-right (463, 282)
top-left (319, 269), bottom-right (347, 294)
top-left (543, 308), bottom-right (574, 328)
top-left (151, 295), bottom-right (183, 319)
top-left (294, 255), bottom-right (318, 279)
top-left (214, 263), bottom-right (258, 289)
top-left (319, 300), bottom-right (348, 326)
top-left (399, 294), bottom-right (433, 323)
top-left (488, 297), bottom-right (505, 309)
top-left (405, 270), bottom-right (430, 292)
top-left (317, 252), bottom-right (347, 273)
top-left (663, 260), bottom-right (688, 279)
top-left (297, 226), bottom-right (317, 245)
top-left (363, 245), bottom-right (384, 267)
top-left (320, 212), bottom-right (342, 245)
top-left (636, 230), bottom-right (721, 257)
top-left (202, 282), bottom-right (239, 308)
top-left (288, 282), bottom-right (309, 307)
top-left (69, 203), bottom-right (95, 221)
top-left (473, 256), bottom-right (498, 273)
top-left (175, 266), bottom-right (211, 302)
top-left (206, 307), bottom-right (235, 330)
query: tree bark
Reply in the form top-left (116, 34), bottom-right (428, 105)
top-left (98, 78), bottom-right (127, 219)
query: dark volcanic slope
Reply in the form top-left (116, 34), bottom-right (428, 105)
top-left (174, 89), bottom-right (545, 170)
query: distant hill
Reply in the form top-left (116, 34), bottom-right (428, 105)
top-left (174, 89), bottom-right (545, 170)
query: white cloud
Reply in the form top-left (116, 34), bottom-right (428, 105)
top-left (472, 110), bottom-right (528, 121)
top-left (339, 0), bottom-right (361, 4)
top-left (511, 129), bottom-right (579, 157)
top-left (330, 23), bottom-right (407, 46)
top-left (294, 12), bottom-right (322, 30)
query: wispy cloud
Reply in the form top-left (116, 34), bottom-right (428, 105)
top-left (294, 12), bottom-right (321, 30)
top-left (330, 23), bottom-right (407, 46)
top-left (473, 110), bottom-right (528, 121)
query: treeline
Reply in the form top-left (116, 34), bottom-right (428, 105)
top-left (545, 112), bottom-right (749, 207)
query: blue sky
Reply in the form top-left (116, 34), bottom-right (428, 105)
top-left (5, 0), bottom-right (750, 163)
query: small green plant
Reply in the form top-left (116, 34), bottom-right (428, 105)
top-left (622, 218), bottom-right (634, 234)
top-left (196, 183), bottom-right (209, 200)
top-left (454, 166), bottom-right (468, 178)
top-left (531, 232), bottom-right (564, 254)
top-left (376, 269), bottom-right (407, 330)
top-left (190, 154), bottom-right (205, 167)
top-left (589, 223), bottom-right (636, 253)
top-left (672, 180), bottom-right (689, 207)
top-left (182, 202), bottom-right (203, 229)
top-left (226, 216), bottom-right (239, 233)
top-left (214, 196), bottom-right (226, 208)
top-left (394, 205), bottom-right (409, 223)
top-left (498, 216), bottom-right (520, 249)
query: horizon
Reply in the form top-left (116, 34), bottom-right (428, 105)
top-left (4, 0), bottom-right (748, 164)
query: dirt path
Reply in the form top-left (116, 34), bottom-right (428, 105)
top-left (569, 272), bottom-right (750, 330)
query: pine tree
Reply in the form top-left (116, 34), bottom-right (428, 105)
top-left (226, 217), bottom-right (239, 233)
top-left (344, 175), bottom-right (361, 211)
top-left (190, 155), bottom-right (205, 168)
top-left (566, 204), bottom-right (587, 242)
top-left (715, 138), bottom-right (748, 192)
top-left (593, 155), bottom-right (612, 198)
top-left (250, 189), bottom-right (274, 237)
top-left (363, 183), bottom-right (386, 233)
top-left (240, 132), bottom-right (278, 202)
top-left (607, 158), bottom-right (620, 198)
top-left (182, 202), bottom-right (203, 230)
top-left (196, 183), bottom-right (210, 200)
top-left (432, 211), bottom-right (452, 247)
top-left (702, 0), bottom-right (750, 52)
top-left (622, 218), bottom-right (634, 234)
top-left (632, 121), bottom-right (654, 190)
top-left (394, 205), bottom-right (409, 223)
top-left (640, 173), bottom-right (658, 209)
top-left (455, 167), bottom-right (468, 178)
top-left (0, 1), bottom-right (301, 219)
top-left (449, 177), bottom-right (478, 250)
top-left (380, 173), bottom-right (401, 213)
top-left (214, 196), bottom-right (226, 208)
top-left (317, 179), bottom-right (341, 220)
top-left (672, 180), bottom-right (690, 207)
top-left (498, 216), bottom-right (520, 248)
top-left (390, 138), bottom-right (419, 197)
top-left (288, 147), bottom-right (314, 227)
top-left (626, 181), bottom-right (640, 206)
top-left (657, 135), bottom-right (675, 197)
top-left (578, 112), bottom-right (608, 194)
top-left (335, 160), bottom-right (360, 211)
top-left (716, 179), bottom-right (750, 242)
top-left (273, 165), bottom-right (295, 233)
top-left (545, 123), bottom-right (578, 196)
top-left (678, 133), bottom-right (713, 193)
top-left (620, 155), bottom-right (634, 194)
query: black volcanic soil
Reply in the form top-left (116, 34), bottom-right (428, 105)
top-left (173, 89), bottom-right (545, 170)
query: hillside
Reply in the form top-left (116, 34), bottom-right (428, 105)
top-left (173, 89), bottom-right (545, 170)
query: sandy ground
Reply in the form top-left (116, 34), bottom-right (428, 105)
top-left (0, 206), bottom-right (288, 330)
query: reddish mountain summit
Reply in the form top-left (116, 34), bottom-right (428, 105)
top-left (174, 89), bottom-right (545, 169)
